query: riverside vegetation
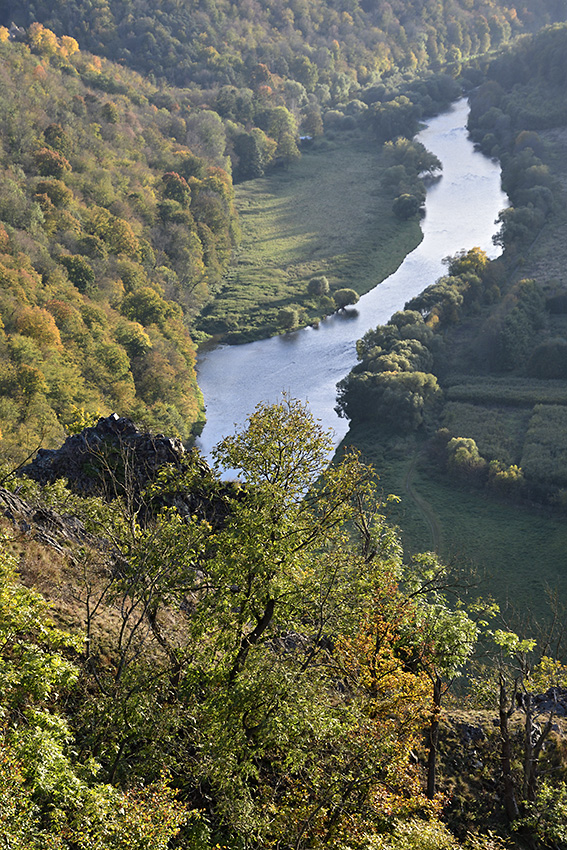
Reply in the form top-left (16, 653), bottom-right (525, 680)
top-left (338, 22), bottom-right (567, 618)
top-left (4, 2), bottom-right (567, 848)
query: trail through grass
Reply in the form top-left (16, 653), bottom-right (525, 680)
top-left (403, 451), bottom-right (442, 552)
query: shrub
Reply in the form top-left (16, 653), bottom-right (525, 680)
top-left (334, 288), bottom-right (360, 310)
top-left (446, 436), bottom-right (488, 482)
top-left (278, 307), bottom-right (299, 329)
top-left (488, 460), bottom-right (525, 498)
top-left (308, 275), bottom-right (329, 296)
top-left (393, 192), bottom-right (422, 219)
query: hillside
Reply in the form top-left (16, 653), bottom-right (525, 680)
top-left (3, 0), bottom-right (565, 93)
top-left (0, 30), bottom-right (244, 461)
top-left (4, 405), bottom-right (567, 849)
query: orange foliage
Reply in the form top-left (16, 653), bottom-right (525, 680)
top-left (15, 307), bottom-right (63, 350)
top-left (34, 147), bottom-right (72, 178)
top-left (46, 300), bottom-right (75, 325)
top-left (33, 64), bottom-right (48, 81)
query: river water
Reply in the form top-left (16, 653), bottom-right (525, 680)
top-left (197, 98), bottom-right (508, 457)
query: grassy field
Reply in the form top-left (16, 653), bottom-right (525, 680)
top-left (445, 375), bottom-right (567, 406)
top-left (195, 132), bottom-right (422, 343)
top-left (344, 424), bottom-right (567, 622)
top-left (441, 401), bottom-right (530, 465)
top-left (521, 404), bottom-right (567, 486)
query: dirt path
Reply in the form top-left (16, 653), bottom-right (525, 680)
top-left (403, 453), bottom-right (442, 552)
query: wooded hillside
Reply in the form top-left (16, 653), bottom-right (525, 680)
top-left (4, 402), bottom-right (567, 849)
top-left (0, 30), bottom-right (242, 459)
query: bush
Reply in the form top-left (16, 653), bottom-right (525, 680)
top-left (334, 288), bottom-right (360, 310)
top-left (488, 460), bottom-right (525, 498)
top-left (308, 275), bottom-right (329, 296)
top-left (446, 436), bottom-right (488, 482)
top-left (278, 307), bottom-right (299, 329)
top-left (393, 193), bottom-right (422, 219)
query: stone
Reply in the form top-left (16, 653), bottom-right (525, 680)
top-left (20, 414), bottom-right (187, 496)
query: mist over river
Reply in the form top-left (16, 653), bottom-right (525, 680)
top-left (197, 98), bottom-right (508, 457)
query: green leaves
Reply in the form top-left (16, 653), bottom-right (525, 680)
top-left (213, 395), bottom-right (334, 500)
top-left (490, 629), bottom-right (536, 656)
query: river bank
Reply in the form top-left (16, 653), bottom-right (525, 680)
top-left (196, 98), bottom-right (507, 459)
top-left (194, 131), bottom-right (423, 345)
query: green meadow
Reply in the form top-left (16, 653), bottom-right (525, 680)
top-left (196, 134), bottom-right (422, 343)
top-left (343, 424), bottom-right (567, 622)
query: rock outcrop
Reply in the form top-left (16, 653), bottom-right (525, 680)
top-left (21, 413), bottom-right (188, 496)
top-left (18, 414), bottom-right (236, 528)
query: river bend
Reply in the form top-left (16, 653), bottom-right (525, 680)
top-left (197, 99), bottom-right (508, 456)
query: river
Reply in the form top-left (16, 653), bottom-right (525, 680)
top-left (196, 98), bottom-right (508, 457)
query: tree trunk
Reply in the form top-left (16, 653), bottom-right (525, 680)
top-left (500, 675), bottom-right (519, 822)
top-left (522, 691), bottom-right (533, 802)
top-left (228, 597), bottom-right (275, 685)
top-left (527, 714), bottom-right (554, 803)
top-left (426, 674), bottom-right (442, 799)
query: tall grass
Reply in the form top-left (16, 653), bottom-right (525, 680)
top-left (441, 402), bottom-right (530, 465)
top-left (445, 375), bottom-right (567, 406)
top-left (521, 404), bottom-right (567, 485)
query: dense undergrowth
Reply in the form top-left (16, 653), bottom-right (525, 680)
top-left (4, 399), bottom-right (567, 849)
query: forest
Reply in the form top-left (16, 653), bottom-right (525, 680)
top-left (3, 0), bottom-right (567, 848)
